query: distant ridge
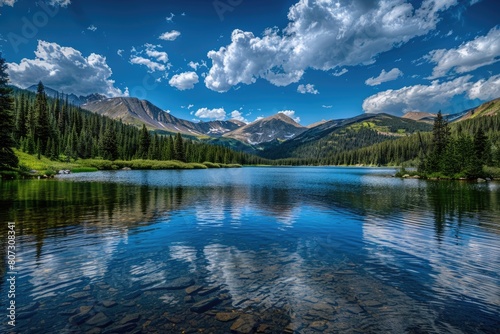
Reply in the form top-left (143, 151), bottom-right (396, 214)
top-left (402, 111), bottom-right (437, 123)
top-left (26, 84), bottom-right (106, 106)
top-left (82, 97), bottom-right (242, 137)
top-left (223, 113), bottom-right (306, 144)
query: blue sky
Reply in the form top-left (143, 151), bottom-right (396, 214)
top-left (0, 0), bottom-right (499, 125)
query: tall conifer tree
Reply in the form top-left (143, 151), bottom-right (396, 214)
top-left (0, 54), bottom-right (19, 170)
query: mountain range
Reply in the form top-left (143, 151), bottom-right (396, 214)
top-left (21, 85), bottom-right (500, 158)
top-left (26, 84), bottom-right (106, 106)
top-left (82, 97), bottom-right (244, 137)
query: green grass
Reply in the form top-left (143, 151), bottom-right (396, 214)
top-left (203, 162), bottom-right (221, 168)
top-left (8, 149), bottom-right (243, 179)
top-left (70, 167), bottom-right (99, 173)
top-left (80, 159), bottom-right (208, 170)
top-left (14, 149), bottom-right (81, 176)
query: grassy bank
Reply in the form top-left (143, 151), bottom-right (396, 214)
top-left (1, 150), bottom-right (242, 179)
top-left (395, 165), bottom-right (500, 180)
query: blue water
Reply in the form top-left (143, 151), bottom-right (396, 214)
top-left (1, 167), bottom-right (499, 333)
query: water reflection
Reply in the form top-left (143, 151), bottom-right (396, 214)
top-left (0, 168), bottom-right (499, 333)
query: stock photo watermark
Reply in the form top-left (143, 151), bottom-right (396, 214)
top-left (7, 1), bottom-right (60, 54)
top-left (5, 222), bottom-right (17, 327)
top-left (213, 0), bottom-right (243, 21)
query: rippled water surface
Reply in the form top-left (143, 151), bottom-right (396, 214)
top-left (1, 167), bottom-right (499, 333)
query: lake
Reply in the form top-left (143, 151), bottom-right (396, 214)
top-left (1, 167), bottom-right (499, 333)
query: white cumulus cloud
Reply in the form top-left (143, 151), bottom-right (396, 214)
top-left (129, 44), bottom-right (170, 73)
top-left (87, 25), bottom-right (97, 32)
top-left (362, 75), bottom-right (477, 115)
top-left (188, 60), bottom-right (207, 71)
top-left (195, 107), bottom-right (226, 121)
top-left (0, 0), bottom-right (16, 7)
top-left (7, 40), bottom-right (123, 97)
top-left (159, 30), bottom-right (181, 41)
top-left (426, 26), bottom-right (500, 79)
top-left (365, 68), bottom-right (403, 86)
top-left (145, 49), bottom-right (169, 63)
top-left (169, 71), bottom-right (199, 90)
top-left (205, 0), bottom-right (458, 92)
top-left (468, 74), bottom-right (500, 101)
top-left (297, 83), bottom-right (319, 94)
top-left (230, 110), bottom-right (248, 123)
top-left (130, 56), bottom-right (166, 72)
top-left (364, 74), bottom-right (500, 115)
top-left (278, 110), bottom-right (301, 123)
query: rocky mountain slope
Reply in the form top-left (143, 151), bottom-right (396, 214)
top-left (82, 97), bottom-right (242, 137)
top-left (223, 113), bottom-right (306, 145)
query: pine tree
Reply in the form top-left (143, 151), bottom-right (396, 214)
top-left (174, 133), bottom-right (185, 162)
top-left (138, 124), bottom-right (150, 159)
top-left (15, 93), bottom-right (28, 142)
top-left (167, 135), bottom-right (175, 160)
top-left (34, 81), bottom-right (51, 155)
top-left (433, 111), bottom-right (450, 152)
top-left (421, 111), bottom-right (450, 173)
top-left (100, 126), bottom-right (118, 160)
top-left (473, 127), bottom-right (489, 166)
top-left (0, 54), bottom-right (19, 170)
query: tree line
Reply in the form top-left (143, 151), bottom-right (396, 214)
top-left (13, 82), bottom-right (269, 165)
top-left (276, 111), bottom-right (500, 169)
top-left (0, 55), bottom-right (269, 170)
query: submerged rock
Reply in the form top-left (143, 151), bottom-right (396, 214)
top-left (102, 300), bottom-right (117, 308)
top-left (198, 286), bottom-right (220, 296)
top-left (119, 313), bottom-right (141, 325)
top-left (215, 312), bottom-right (239, 322)
top-left (230, 314), bottom-right (257, 334)
top-left (190, 297), bottom-right (221, 313)
top-left (69, 291), bottom-right (91, 300)
top-left (86, 312), bottom-right (112, 327)
top-left (309, 320), bottom-right (328, 331)
top-left (69, 312), bottom-right (91, 325)
top-left (258, 324), bottom-right (271, 333)
top-left (185, 285), bottom-right (202, 295)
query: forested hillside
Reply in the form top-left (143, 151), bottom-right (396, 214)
top-left (9, 83), bottom-right (268, 167)
top-left (261, 113), bottom-right (432, 160)
top-left (309, 112), bottom-right (500, 166)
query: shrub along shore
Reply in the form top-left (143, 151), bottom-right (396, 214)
top-left (0, 149), bottom-right (241, 179)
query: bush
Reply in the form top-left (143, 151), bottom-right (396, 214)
top-left (79, 159), bottom-right (115, 170)
top-left (203, 161), bottom-right (221, 168)
top-left (70, 167), bottom-right (99, 173)
top-left (190, 163), bottom-right (208, 169)
top-left (484, 166), bottom-right (500, 179)
top-left (44, 168), bottom-right (57, 177)
top-left (395, 166), bottom-right (419, 178)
